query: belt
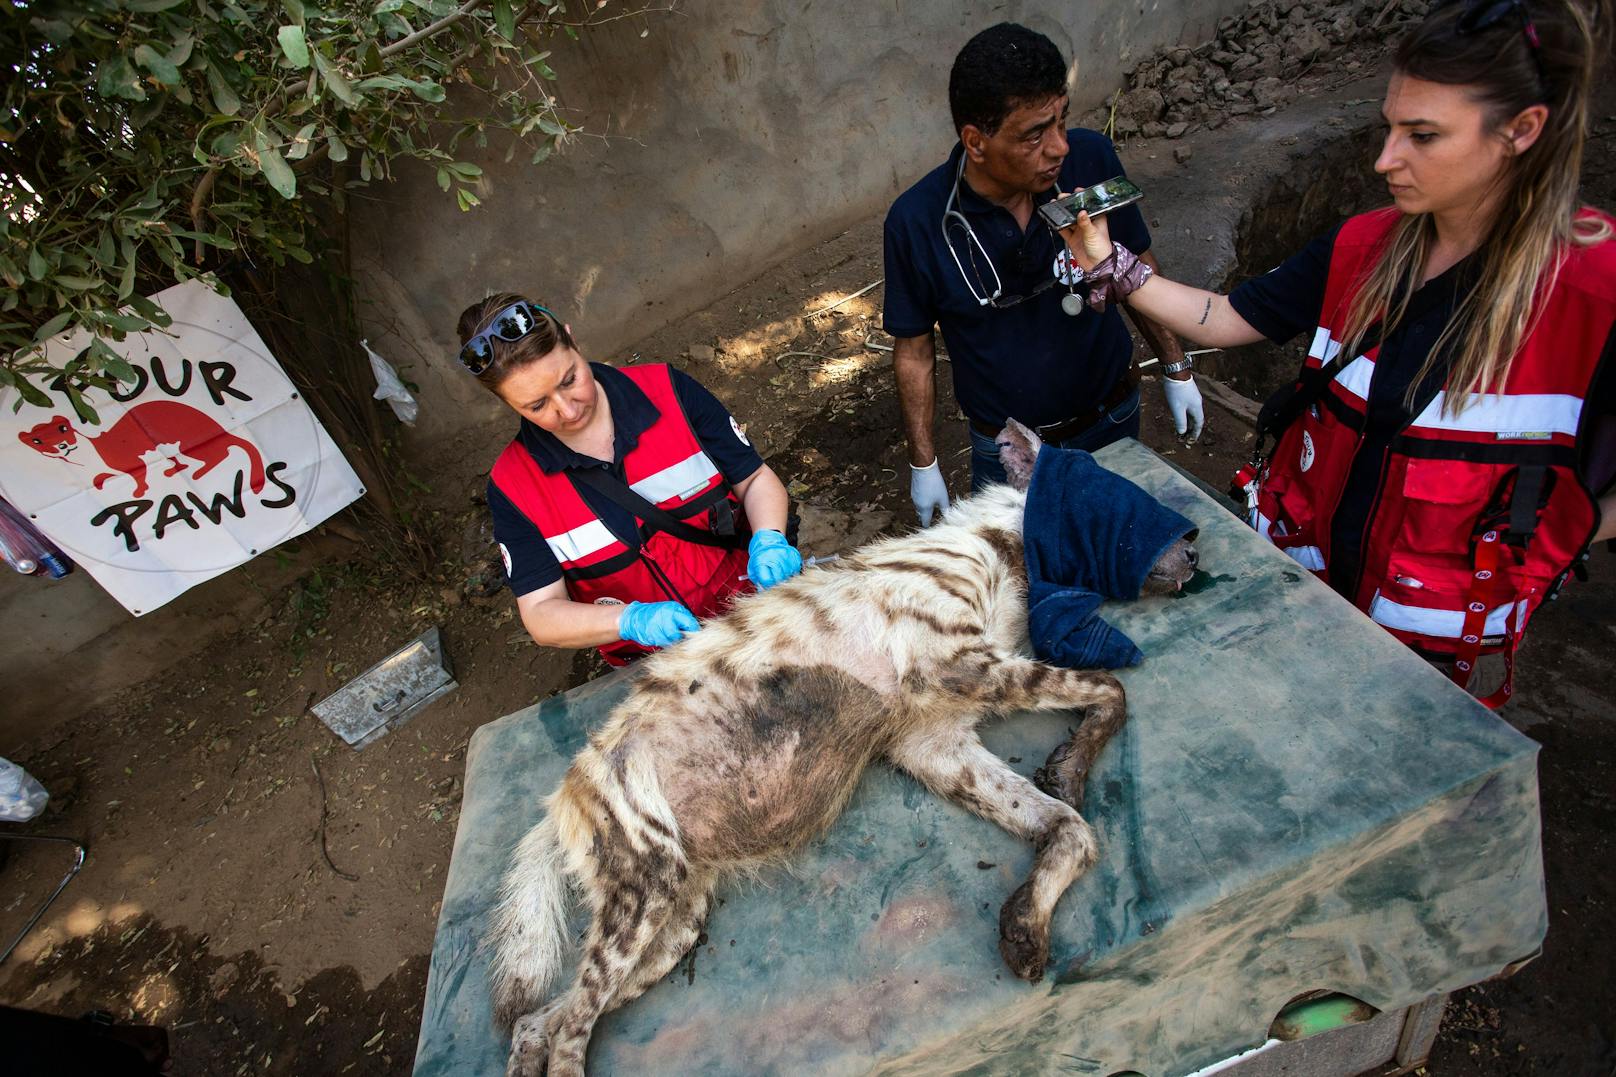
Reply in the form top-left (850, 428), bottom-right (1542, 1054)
top-left (969, 364), bottom-right (1142, 443)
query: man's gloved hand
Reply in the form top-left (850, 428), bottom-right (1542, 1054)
top-left (1162, 376), bottom-right (1205, 440)
top-left (747, 529), bottom-right (803, 590)
top-left (618, 601), bottom-right (700, 648)
top-left (910, 458), bottom-right (951, 527)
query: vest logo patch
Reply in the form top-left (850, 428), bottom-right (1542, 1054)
top-left (1300, 431), bottom-right (1316, 472)
top-left (729, 415), bottom-right (751, 446)
top-left (1496, 431), bottom-right (1552, 441)
top-left (593, 596), bottom-right (625, 606)
top-left (499, 542), bottom-right (512, 576)
top-left (1052, 248), bottom-right (1084, 285)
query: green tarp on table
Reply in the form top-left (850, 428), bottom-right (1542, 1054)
top-left (414, 438), bottom-right (1545, 1076)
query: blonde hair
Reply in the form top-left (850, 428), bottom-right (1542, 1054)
top-left (1337, 0), bottom-right (1612, 414)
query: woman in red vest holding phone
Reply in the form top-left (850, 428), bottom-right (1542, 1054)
top-left (459, 294), bottom-right (802, 666)
top-left (1061, 0), bottom-right (1615, 704)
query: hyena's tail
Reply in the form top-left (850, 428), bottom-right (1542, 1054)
top-left (487, 812), bottom-right (574, 1030)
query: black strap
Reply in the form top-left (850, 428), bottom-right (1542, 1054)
top-left (1254, 324), bottom-right (1384, 457)
top-left (568, 467), bottom-right (749, 551)
top-left (1505, 465), bottom-right (1552, 548)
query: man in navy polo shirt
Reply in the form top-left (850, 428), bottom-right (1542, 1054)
top-left (884, 22), bottom-right (1204, 524)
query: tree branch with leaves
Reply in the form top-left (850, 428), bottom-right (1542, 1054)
top-left (0, 0), bottom-right (667, 406)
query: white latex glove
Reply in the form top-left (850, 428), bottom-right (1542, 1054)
top-left (909, 458), bottom-right (951, 527)
top-left (1162, 375), bottom-right (1205, 440)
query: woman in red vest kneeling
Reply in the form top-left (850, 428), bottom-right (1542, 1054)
top-left (1060, 0), bottom-right (1616, 704)
top-left (459, 294), bottom-right (803, 666)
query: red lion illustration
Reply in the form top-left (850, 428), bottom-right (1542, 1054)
top-left (17, 402), bottom-right (265, 498)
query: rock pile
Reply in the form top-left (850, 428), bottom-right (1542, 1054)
top-left (1082, 0), bottom-right (1432, 140)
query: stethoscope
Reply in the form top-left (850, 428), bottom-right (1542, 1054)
top-left (941, 153), bottom-right (1085, 317)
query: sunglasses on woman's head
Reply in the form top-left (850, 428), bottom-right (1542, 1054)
top-left (1438, 0), bottom-right (1543, 50)
top-left (458, 300), bottom-right (556, 375)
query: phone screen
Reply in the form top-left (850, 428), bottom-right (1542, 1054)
top-left (1038, 177), bottom-right (1145, 231)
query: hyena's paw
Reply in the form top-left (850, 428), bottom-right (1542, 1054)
top-left (506, 1012), bottom-right (549, 1077)
top-left (997, 881), bottom-right (1050, 983)
top-left (1033, 737), bottom-right (1087, 811)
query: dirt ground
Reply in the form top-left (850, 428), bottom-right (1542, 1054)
top-left (3, 6), bottom-right (1614, 1075)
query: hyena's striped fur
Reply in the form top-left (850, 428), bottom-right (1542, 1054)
top-left (489, 425), bottom-right (1185, 1076)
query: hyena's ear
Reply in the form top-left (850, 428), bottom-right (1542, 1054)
top-left (996, 418), bottom-right (1043, 491)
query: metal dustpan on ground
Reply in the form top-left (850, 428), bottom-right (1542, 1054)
top-left (312, 626), bottom-right (457, 748)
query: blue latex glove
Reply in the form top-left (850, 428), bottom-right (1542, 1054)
top-left (747, 529), bottom-right (803, 590)
top-left (618, 601), bottom-right (700, 648)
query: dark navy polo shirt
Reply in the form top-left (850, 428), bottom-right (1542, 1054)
top-left (1230, 226), bottom-right (1616, 595)
top-left (487, 363), bottom-right (764, 596)
top-left (882, 129), bottom-right (1152, 429)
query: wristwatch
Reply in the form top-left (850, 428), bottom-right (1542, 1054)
top-left (1160, 356), bottom-right (1195, 375)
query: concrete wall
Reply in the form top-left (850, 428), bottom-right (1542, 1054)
top-left (351, 0), bottom-right (1245, 450)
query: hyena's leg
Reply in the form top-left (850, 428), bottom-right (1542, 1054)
top-left (606, 871), bottom-right (715, 1009)
top-left (888, 726), bottom-right (1098, 983)
top-left (969, 654), bottom-right (1124, 716)
top-left (1032, 685), bottom-right (1129, 814)
top-left (945, 652), bottom-right (1129, 812)
top-left (511, 847), bottom-right (690, 1077)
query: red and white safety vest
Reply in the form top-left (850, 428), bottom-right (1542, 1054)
top-left (1256, 207), bottom-right (1616, 705)
top-left (490, 364), bottom-right (752, 666)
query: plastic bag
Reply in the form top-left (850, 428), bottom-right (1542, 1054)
top-left (0, 497), bottom-right (71, 578)
top-left (0, 757), bottom-right (49, 822)
top-left (363, 338), bottom-right (419, 426)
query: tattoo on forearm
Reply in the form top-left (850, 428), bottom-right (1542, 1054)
top-left (1198, 296), bottom-right (1212, 325)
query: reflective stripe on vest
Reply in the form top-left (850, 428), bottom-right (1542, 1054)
top-left (1368, 591), bottom-right (1528, 639)
top-left (544, 517), bottom-right (618, 564)
top-left (1407, 391), bottom-right (1583, 439)
top-left (630, 450), bottom-right (722, 505)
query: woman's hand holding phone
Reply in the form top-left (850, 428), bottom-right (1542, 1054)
top-left (1056, 208), bottom-right (1115, 272)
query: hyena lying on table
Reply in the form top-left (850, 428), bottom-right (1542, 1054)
top-left (489, 420), bottom-right (1198, 1076)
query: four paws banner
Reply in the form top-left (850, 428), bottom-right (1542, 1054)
top-left (0, 280), bottom-right (364, 616)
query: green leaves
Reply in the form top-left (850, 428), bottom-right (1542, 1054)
top-left (206, 62), bottom-right (243, 115)
top-left (33, 313), bottom-right (74, 343)
top-left (253, 126), bottom-right (298, 198)
top-left (355, 74), bottom-right (444, 101)
top-left (437, 160), bottom-right (481, 193)
top-left (493, 0), bottom-right (516, 41)
top-left (324, 126), bottom-right (350, 162)
top-left (13, 375), bottom-right (55, 411)
top-left (286, 122), bottom-right (319, 160)
top-left (312, 48), bottom-right (358, 106)
top-left (134, 44), bottom-right (183, 86)
top-left (278, 25), bottom-right (311, 68)
top-left (3, 0), bottom-right (609, 397)
top-left (97, 54), bottom-right (147, 101)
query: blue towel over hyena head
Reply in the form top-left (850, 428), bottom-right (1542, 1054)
top-left (1022, 446), bottom-right (1197, 670)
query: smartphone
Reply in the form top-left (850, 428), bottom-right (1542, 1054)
top-left (1037, 176), bottom-right (1144, 231)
